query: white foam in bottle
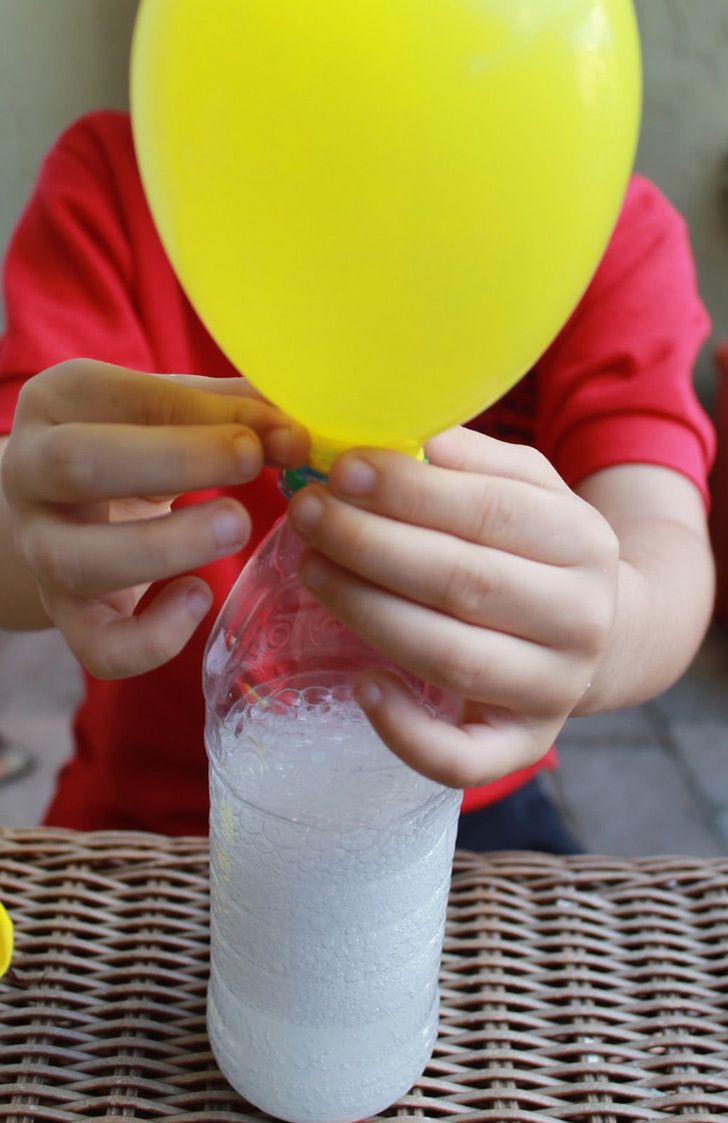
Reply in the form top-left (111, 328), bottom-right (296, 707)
top-left (206, 690), bottom-right (460, 1123)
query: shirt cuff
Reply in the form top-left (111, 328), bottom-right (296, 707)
top-left (550, 413), bottom-right (714, 510)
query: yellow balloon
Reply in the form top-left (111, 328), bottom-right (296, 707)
top-left (131, 0), bottom-right (641, 471)
top-left (0, 901), bottom-right (13, 977)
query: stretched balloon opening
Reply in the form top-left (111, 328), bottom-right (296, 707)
top-left (308, 433), bottom-right (425, 475)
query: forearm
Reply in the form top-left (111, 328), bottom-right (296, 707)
top-left (573, 476), bottom-right (714, 715)
top-left (0, 439), bottom-right (52, 630)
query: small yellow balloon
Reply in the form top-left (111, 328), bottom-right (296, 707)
top-left (0, 901), bottom-right (13, 977)
top-left (131, 0), bottom-right (641, 471)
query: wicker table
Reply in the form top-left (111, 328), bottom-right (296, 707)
top-left (1, 829), bottom-right (727, 1122)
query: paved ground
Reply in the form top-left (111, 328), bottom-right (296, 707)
top-left (1, 623), bottom-right (727, 855)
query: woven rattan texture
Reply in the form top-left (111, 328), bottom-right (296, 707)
top-left (1, 829), bottom-right (727, 1122)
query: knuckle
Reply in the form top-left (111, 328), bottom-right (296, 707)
top-left (14, 378), bottom-right (40, 418)
top-left (15, 366), bottom-right (60, 413)
top-left (17, 525), bottom-right (50, 578)
top-left (573, 598), bottom-right (614, 656)
top-left (331, 503), bottom-right (374, 565)
top-left (12, 523), bottom-right (36, 570)
top-left (595, 521), bottom-right (620, 568)
top-left (84, 649), bottom-right (129, 681)
top-left (51, 357), bottom-right (89, 378)
top-left (521, 444), bottom-right (550, 477)
top-left (439, 555), bottom-right (493, 621)
top-left (44, 428), bottom-right (93, 497)
top-left (85, 634), bottom-right (169, 681)
top-left (142, 376), bottom-right (181, 427)
top-left (435, 639), bottom-right (481, 699)
top-left (348, 587), bottom-right (379, 639)
top-left (142, 372), bottom-right (221, 429)
top-left (138, 628), bottom-right (180, 672)
top-left (25, 359), bottom-right (91, 409)
top-left (222, 425), bottom-right (262, 475)
top-left (25, 531), bottom-right (83, 594)
top-left (0, 441), bottom-right (22, 504)
top-left (79, 648), bottom-right (115, 680)
top-left (137, 523), bottom-right (175, 575)
top-left (580, 504), bottom-right (620, 566)
top-left (538, 674), bottom-right (583, 718)
top-left (545, 688), bottom-right (577, 720)
top-left (472, 486), bottom-right (515, 543)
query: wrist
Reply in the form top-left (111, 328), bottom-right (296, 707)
top-left (570, 557), bottom-right (647, 716)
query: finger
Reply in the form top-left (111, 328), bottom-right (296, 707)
top-left (54, 576), bottom-right (214, 679)
top-left (298, 551), bottom-right (583, 716)
top-left (165, 373), bottom-right (269, 404)
top-left (20, 500), bottom-right (251, 597)
top-left (325, 452), bottom-right (590, 565)
top-left (289, 488), bottom-right (593, 646)
top-left (16, 422), bottom-right (269, 503)
top-left (355, 671), bottom-right (557, 789)
top-left (159, 376), bottom-right (306, 464)
top-left (425, 426), bottom-right (565, 489)
top-left (17, 361), bottom-right (308, 464)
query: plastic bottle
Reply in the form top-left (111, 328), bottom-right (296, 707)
top-left (203, 473), bottom-right (461, 1123)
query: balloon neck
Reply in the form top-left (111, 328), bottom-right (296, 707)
top-left (279, 464), bottom-right (329, 499)
top-left (307, 433), bottom-right (425, 474)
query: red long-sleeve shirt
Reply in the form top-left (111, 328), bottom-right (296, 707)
top-left (0, 112), bottom-right (714, 831)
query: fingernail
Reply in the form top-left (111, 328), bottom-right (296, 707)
top-left (290, 492), bottom-right (323, 533)
top-left (356, 679), bottom-right (383, 711)
top-left (234, 434), bottom-right (260, 477)
top-left (267, 426), bottom-right (295, 467)
top-left (187, 586), bottom-right (213, 620)
top-left (336, 456), bottom-right (377, 496)
top-left (300, 554), bottom-right (328, 590)
top-left (212, 508), bottom-right (247, 551)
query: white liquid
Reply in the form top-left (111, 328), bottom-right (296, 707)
top-left (206, 690), bottom-right (460, 1123)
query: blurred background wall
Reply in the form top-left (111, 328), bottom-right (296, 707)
top-left (0, 0), bottom-right (727, 396)
top-left (634, 0), bottom-right (728, 402)
top-left (0, 0), bottom-right (137, 281)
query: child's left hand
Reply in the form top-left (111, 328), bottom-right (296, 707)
top-left (287, 427), bottom-right (620, 788)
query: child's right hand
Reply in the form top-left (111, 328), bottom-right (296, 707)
top-left (1, 359), bottom-right (309, 678)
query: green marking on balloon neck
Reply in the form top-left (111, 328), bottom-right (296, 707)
top-left (279, 465), bottom-right (329, 498)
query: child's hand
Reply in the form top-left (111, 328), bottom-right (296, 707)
top-left (288, 427), bottom-right (619, 788)
top-left (1, 360), bottom-right (308, 678)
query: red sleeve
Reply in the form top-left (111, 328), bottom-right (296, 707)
top-left (0, 114), bottom-right (154, 434)
top-left (534, 175), bottom-right (715, 505)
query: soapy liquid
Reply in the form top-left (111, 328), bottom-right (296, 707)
top-left (207, 690), bottom-right (460, 1123)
